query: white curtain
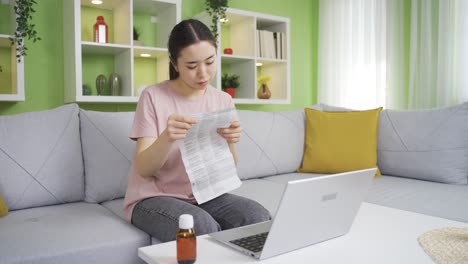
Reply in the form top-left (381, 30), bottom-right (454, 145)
top-left (387, 0), bottom-right (468, 109)
top-left (318, 0), bottom-right (387, 110)
top-left (319, 0), bottom-right (468, 110)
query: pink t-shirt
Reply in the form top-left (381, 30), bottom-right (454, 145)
top-left (123, 80), bottom-right (234, 222)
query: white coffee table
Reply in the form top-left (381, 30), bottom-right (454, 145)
top-left (138, 203), bottom-right (467, 264)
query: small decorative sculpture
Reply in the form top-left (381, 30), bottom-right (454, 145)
top-left (96, 74), bottom-right (107, 95)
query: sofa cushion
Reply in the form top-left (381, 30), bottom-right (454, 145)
top-left (229, 179), bottom-right (286, 216)
top-left (366, 175), bottom-right (468, 223)
top-left (0, 202), bottom-right (149, 264)
top-left (236, 110), bottom-right (305, 180)
top-left (298, 107), bottom-right (382, 175)
top-left (101, 198), bottom-right (127, 221)
top-left (80, 110), bottom-right (135, 203)
top-left (0, 104), bottom-right (84, 210)
top-left (377, 103), bottom-right (468, 184)
top-left (101, 198), bottom-right (163, 245)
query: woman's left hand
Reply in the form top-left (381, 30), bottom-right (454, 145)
top-left (217, 121), bottom-right (242, 143)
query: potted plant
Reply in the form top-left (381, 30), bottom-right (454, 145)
top-left (205, 0), bottom-right (228, 40)
top-left (222, 73), bottom-right (239, 98)
top-left (10, 0), bottom-right (41, 62)
top-left (133, 26), bottom-right (144, 46)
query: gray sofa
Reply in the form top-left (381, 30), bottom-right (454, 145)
top-left (1, 102), bottom-right (467, 264)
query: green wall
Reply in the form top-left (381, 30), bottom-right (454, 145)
top-left (0, 0), bottom-right (318, 115)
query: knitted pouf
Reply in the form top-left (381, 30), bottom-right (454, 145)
top-left (418, 227), bottom-right (468, 264)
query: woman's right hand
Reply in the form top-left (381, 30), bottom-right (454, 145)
top-left (165, 114), bottom-right (197, 142)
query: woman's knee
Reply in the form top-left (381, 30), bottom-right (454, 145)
top-left (221, 198), bottom-right (271, 228)
top-left (192, 210), bottom-right (221, 235)
top-left (242, 200), bottom-right (271, 224)
top-left (131, 196), bottom-right (220, 241)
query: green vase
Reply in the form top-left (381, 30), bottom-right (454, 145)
top-left (109, 73), bottom-right (121, 96)
top-left (96, 74), bottom-right (107, 95)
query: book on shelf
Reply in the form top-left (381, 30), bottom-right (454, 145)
top-left (257, 30), bottom-right (262, 58)
top-left (256, 30), bottom-right (286, 60)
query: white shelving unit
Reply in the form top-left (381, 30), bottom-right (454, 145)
top-left (199, 8), bottom-right (290, 104)
top-left (63, 0), bottom-right (180, 103)
top-left (0, 0), bottom-right (25, 102)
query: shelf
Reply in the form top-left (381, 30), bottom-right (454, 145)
top-left (221, 54), bottom-right (256, 62)
top-left (64, 0), bottom-right (181, 103)
top-left (200, 8), bottom-right (290, 104)
top-left (256, 59), bottom-right (288, 101)
top-left (80, 0), bottom-right (131, 45)
top-left (133, 0), bottom-right (179, 48)
top-left (82, 42), bottom-right (131, 54)
top-left (220, 12), bottom-right (255, 57)
top-left (75, 95), bottom-right (138, 103)
top-left (0, 35), bottom-right (12, 47)
top-left (81, 50), bottom-right (132, 97)
top-left (133, 47), bottom-right (169, 96)
top-left (0, 2), bottom-right (24, 102)
top-left (133, 47), bottom-right (168, 57)
top-left (222, 58), bottom-right (256, 99)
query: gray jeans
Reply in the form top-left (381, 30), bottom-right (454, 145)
top-left (131, 194), bottom-right (271, 242)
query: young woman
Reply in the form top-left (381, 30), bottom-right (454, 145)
top-left (123, 19), bottom-right (270, 242)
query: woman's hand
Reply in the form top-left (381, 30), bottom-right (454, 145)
top-left (165, 114), bottom-right (197, 142)
top-left (217, 121), bottom-right (242, 144)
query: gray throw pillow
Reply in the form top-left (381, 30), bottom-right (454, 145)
top-left (236, 110), bottom-right (305, 180)
top-left (0, 104), bottom-right (84, 210)
top-left (80, 110), bottom-right (136, 203)
top-left (377, 103), bottom-right (468, 184)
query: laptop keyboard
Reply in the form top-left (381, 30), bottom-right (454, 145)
top-left (229, 232), bottom-right (269, 253)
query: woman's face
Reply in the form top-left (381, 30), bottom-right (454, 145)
top-left (175, 41), bottom-right (217, 90)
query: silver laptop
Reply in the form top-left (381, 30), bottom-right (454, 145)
top-left (209, 168), bottom-right (377, 260)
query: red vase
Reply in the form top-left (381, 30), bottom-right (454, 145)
top-left (224, 88), bottom-right (236, 98)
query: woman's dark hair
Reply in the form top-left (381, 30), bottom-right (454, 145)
top-left (168, 19), bottom-right (217, 80)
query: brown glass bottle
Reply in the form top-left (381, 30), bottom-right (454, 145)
top-left (177, 214), bottom-right (196, 264)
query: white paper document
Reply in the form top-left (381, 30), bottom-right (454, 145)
top-left (178, 108), bottom-right (242, 204)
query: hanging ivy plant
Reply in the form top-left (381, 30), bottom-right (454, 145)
top-left (205, 0), bottom-right (228, 40)
top-left (10, 0), bottom-right (41, 62)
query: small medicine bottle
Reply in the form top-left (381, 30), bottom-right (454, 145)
top-left (177, 214), bottom-right (196, 264)
top-left (93, 16), bottom-right (108, 43)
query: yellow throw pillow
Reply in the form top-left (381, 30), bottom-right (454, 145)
top-left (298, 107), bottom-right (382, 176)
top-left (0, 195), bottom-right (8, 217)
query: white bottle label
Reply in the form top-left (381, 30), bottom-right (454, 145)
top-left (98, 25), bottom-right (106, 43)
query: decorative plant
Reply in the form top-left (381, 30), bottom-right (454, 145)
top-left (133, 26), bottom-right (140, 40)
top-left (257, 75), bottom-right (271, 85)
top-left (205, 0), bottom-right (228, 39)
top-left (10, 0), bottom-right (41, 62)
top-left (222, 73), bottom-right (240, 89)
